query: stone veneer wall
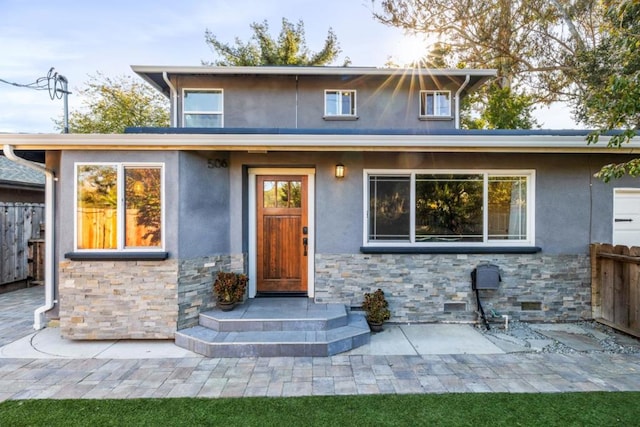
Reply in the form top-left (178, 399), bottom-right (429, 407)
top-left (59, 260), bottom-right (179, 339)
top-left (177, 254), bottom-right (246, 330)
top-left (315, 253), bottom-right (591, 323)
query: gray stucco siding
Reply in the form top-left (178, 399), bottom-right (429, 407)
top-left (175, 74), bottom-right (460, 130)
top-left (228, 151), bottom-right (640, 257)
top-left (177, 151), bottom-right (231, 259)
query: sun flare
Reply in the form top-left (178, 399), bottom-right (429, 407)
top-left (393, 33), bottom-right (439, 67)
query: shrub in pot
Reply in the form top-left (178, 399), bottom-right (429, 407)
top-left (213, 272), bottom-right (248, 310)
top-left (362, 288), bottom-right (391, 331)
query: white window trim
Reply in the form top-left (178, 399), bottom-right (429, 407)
top-left (182, 88), bottom-right (224, 128)
top-left (419, 90), bottom-right (452, 118)
top-left (74, 162), bottom-right (166, 252)
top-left (324, 89), bottom-right (357, 117)
top-left (363, 169), bottom-right (536, 247)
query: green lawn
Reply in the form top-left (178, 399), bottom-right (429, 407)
top-left (1, 392), bottom-right (637, 426)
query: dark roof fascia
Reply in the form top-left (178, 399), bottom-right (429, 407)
top-left (0, 180), bottom-right (45, 191)
top-left (0, 151), bottom-right (46, 163)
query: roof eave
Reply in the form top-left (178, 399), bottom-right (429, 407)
top-left (1, 132), bottom-right (638, 154)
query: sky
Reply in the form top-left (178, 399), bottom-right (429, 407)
top-left (1, 0), bottom-right (577, 133)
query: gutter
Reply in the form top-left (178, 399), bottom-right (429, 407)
top-left (3, 145), bottom-right (56, 330)
top-left (162, 72), bottom-right (178, 127)
top-left (454, 74), bottom-right (471, 129)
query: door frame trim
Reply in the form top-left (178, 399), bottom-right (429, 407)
top-left (248, 168), bottom-right (316, 298)
top-left (613, 187), bottom-right (640, 246)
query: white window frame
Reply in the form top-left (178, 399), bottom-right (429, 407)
top-left (363, 169), bottom-right (535, 247)
top-left (182, 88), bottom-right (224, 128)
top-left (74, 162), bottom-right (166, 252)
top-left (419, 90), bottom-right (451, 117)
top-left (324, 89), bottom-right (357, 117)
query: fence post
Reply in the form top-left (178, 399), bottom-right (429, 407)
top-left (590, 243), bottom-right (602, 319)
top-left (630, 246), bottom-right (640, 331)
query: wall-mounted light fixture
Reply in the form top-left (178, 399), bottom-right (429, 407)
top-left (335, 163), bottom-right (345, 179)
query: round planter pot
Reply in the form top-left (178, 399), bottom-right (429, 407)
top-left (368, 321), bottom-right (383, 333)
top-left (217, 301), bottom-right (235, 312)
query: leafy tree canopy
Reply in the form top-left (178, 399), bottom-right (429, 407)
top-left (574, 0), bottom-right (640, 181)
top-left (372, 0), bottom-right (602, 105)
top-left (55, 73), bottom-right (169, 134)
top-left (463, 84), bottom-right (539, 130)
top-left (204, 18), bottom-right (346, 66)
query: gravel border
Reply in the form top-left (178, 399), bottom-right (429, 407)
top-left (475, 319), bottom-right (640, 354)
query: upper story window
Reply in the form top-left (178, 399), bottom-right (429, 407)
top-left (365, 170), bottom-right (534, 246)
top-left (420, 90), bottom-right (451, 117)
top-left (324, 90), bottom-right (356, 117)
top-left (75, 163), bottom-right (164, 251)
top-left (183, 89), bottom-right (223, 127)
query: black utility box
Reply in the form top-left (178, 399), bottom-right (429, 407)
top-left (471, 264), bottom-right (501, 290)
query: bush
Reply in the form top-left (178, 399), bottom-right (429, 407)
top-left (213, 272), bottom-right (247, 303)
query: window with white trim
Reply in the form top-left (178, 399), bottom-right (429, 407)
top-left (419, 90), bottom-right (451, 117)
top-left (75, 163), bottom-right (164, 250)
top-left (324, 90), bottom-right (356, 116)
top-left (366, 170), bottom-right (534, 246)
top-left (183, 89), bottom-right (223, 127)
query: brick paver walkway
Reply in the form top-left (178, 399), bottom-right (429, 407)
top-left (0, 286), bottom-right (43, 347)
top-left (2, 352), bottom-right (640, 401)
top-left (1, 286), bottom-right (640, 401)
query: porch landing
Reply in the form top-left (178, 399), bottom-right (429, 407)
top-left (175, 298), bottom-right (371, 357)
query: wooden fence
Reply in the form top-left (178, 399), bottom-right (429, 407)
top-left (591, 243), bottom-right (640, 338)
top-left (0, 203), bottom-right (45, 286)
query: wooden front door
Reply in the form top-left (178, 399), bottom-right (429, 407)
top-left (257, 175), bottom-right (308, 293)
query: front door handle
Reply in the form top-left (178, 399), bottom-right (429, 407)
top-left (302, 237), bottom-right (308, 256)
top-left (615, 218), bottom-right (633, 222)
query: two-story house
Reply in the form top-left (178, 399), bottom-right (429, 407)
top-left (2, 65), bottom-right (640, 356)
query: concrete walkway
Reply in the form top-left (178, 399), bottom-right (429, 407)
top-left (1, 286), bottom-right (640, 401)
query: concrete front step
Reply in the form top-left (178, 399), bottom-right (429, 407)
top-left (176, 314), bottom-right (370, 357)
top-left (198, 302), bottom-right (349, 332)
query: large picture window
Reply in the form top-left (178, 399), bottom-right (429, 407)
top-left (183, 89), bottom-right (223, 127)
top-left (76, 163), bottom-right (164, 250)
top-left (366, 170), bottom-right (533, 246)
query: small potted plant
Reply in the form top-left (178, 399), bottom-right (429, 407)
top-left (213, 272), bottom-right (248, 311)
top-left (362, 288), bottom-right (391, 332)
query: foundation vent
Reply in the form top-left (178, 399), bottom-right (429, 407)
top-left (521, 302), bottom-right (542, 311)
top-left (443, 302), bottom-right (467, 312)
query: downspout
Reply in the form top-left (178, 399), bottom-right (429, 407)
top-left (454, 74), bottom-right (471, 129)
top-left (162, 72), bottom-right (178, 127)
top-left (3, 145), bottom-right (56, 330)
top-left (295, 75), bottom-right (299, 129)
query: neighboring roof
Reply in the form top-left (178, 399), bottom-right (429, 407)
top-left (132, 65), bottom-right (497, 98)
top-left (0, 155), bottom-right (45, 189)
top-left (1, 128), bottom-right (638, 154)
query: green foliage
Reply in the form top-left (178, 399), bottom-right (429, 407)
top-left (55, 73), bottom-right (169, 133)
top-left (213, 272), bottom-right (248, 303)
top-left (574, 0), bottom-right (640, 181)
top-left (204, 18), bottom-right (345, 66)
top-left (415, 175), bottom-right (483, 237)
top-left (362, 288), bottom-right (391, 324)
top-left (373, 0), bottom-right (603, 106)
top-left (462, 84), bottom-right (539, 129)
top-left (3, 393), bottom-right (640, 426)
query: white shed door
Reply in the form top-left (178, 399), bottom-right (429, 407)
top-left (613, 189), bottom-right (640, 247)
